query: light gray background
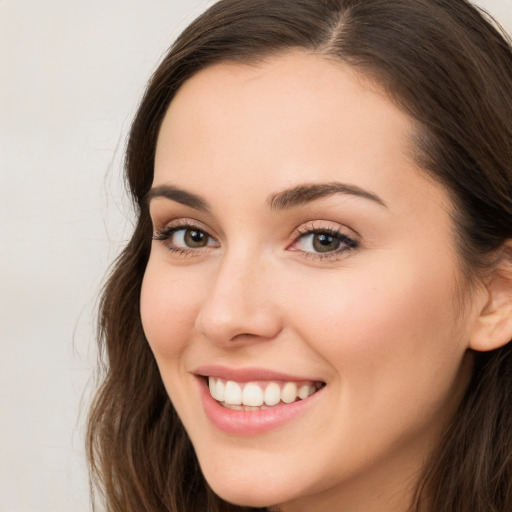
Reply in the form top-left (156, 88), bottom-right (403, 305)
top-left (1, 1), bottom-right (511, 511)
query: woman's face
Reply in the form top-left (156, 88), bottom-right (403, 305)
top-left (141, 52), bottom-right (481, 511)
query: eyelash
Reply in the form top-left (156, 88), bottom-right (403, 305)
top-left (152, 220), bottom-right (359, 261)
top-left (289, 224), bottom-right (359, 261)
top-left (153, 220), bottom-right (218, 257)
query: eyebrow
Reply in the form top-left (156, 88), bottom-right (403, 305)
top-left (145, 184), bottom-right (209, 212)
top-left (268, 182), bottom-right (387, 210)
top-left (146, 181), bottom-right (387, 212)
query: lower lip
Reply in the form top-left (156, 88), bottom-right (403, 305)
top-left (197, 377), bottom-right (322, 435)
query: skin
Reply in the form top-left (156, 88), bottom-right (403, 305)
top-left (140, 52), bottom-right (487, 512)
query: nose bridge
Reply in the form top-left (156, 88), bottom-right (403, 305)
top-left (195, 246), bottom-right (282, 344)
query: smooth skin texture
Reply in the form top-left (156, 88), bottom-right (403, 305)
top-left (140, 52), bottom-right (491, 512)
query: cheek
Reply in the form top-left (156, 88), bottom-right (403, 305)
top-left (287, 255), bottom-right (468, 406)
top-left (140, 257), bottom-right (201, 359)
top-left (279, 258), bottom-right (471, 472)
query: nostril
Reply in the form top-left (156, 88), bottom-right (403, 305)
top-left (230, 332), bottom-right (261, 342)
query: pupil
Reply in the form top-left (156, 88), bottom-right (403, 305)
top-left (313, 233), bottom-right (341, 253)
top-left (185, 229), bottom-right (207, 247)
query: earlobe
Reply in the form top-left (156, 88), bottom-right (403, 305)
top-left (469, 247), bottom-right (512, 352)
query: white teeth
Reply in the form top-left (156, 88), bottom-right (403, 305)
top-left (281, 382), bottom-right (297, 403)
top-left (207, 377), bottom-right (321, 408)
top-left (216, 379), bottom-right (225, 400)
top-left (225, 403), bottom-right (243, 411)
top-left (209, 377), bottom-right (225, 401)
top-left (224, 380), bottom-right (242, 405)
top-left (264, 382), bottom-right (281, 406)
top-left (298, 384), bottom-right (311, 400)
top-left (208, 377), bottom-right (216, 398)
top-left (242, 383), bottom-right (264, 407)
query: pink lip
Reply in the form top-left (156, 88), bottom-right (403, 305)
top-left (195, 373), bottom-right (324, 436)
top-left (194, 364), bottom-right (324, 383)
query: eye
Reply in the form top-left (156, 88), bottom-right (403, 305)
top-left (289, 225), bottom-right (359, 257)
top-left (173, 227), bottom-right (212, 248)
top-left (153, 223), bottom-right (219, 253)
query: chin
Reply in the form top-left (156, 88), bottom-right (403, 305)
top-left (200, 464), bottom-right (293, 509)
top-left (213, 489), bottom-right (277, 509)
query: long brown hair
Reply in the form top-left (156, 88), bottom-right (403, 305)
top-left (87, 1), bottom-right (512, 511)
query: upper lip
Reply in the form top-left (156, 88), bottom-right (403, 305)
top-left (193, 365), bottom-right (325, 383)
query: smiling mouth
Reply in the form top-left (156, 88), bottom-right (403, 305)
top-left (207, 377), bottom-right (325, 411)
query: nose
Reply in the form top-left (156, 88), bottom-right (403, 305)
top-left (195, 251), bottom-right (283, 345)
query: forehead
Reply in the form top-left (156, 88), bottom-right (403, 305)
top-left (154, 51), bottom-right (451, 217)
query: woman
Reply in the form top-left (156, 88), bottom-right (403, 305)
top-left (87, 1), bottom-right (512, 511)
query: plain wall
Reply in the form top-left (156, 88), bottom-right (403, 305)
top-left (1, 2), bottom-right (213, 511)
top-left (1, 1), bottom-right (511, 511)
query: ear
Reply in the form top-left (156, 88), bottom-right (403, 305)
top-left (469, 244), bottom-right (512, 352)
